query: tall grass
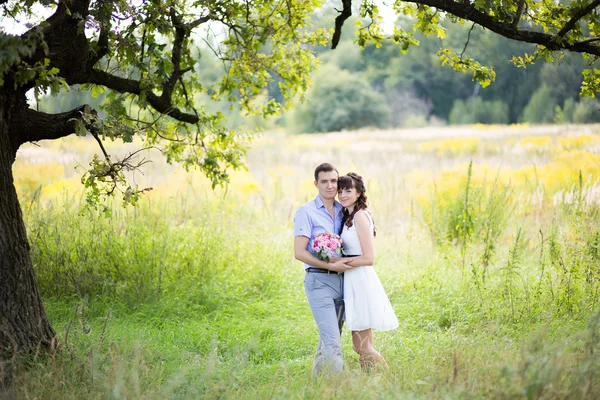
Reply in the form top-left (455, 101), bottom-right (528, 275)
top-left (4, 126), bottom-right (600, 398)
top-left (28, 192), bottom-right (287, 304)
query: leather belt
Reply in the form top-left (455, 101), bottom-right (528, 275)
top-left (306, 267), bottom-right (342, 275)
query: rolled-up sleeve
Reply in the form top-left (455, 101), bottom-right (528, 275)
top-left (294, 206), bottom-right (311, 238)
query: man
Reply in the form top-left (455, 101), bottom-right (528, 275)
top-left (294, 163), bottom-right (353, 374)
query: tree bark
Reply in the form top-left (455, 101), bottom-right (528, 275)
top-left (0, 91), bottom-right (56, 358)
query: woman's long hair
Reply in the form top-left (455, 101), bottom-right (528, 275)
top-left (338, 172), bottom-right (376, 237)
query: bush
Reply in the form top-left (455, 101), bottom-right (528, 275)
top-left (384, 87), bottom-right (433, 127)
top-left (318, 40), bottom-right (362, 72)
top-left (521, 85), bottom-right (557, 123)
top-left (448, 97), bottom-right (509, 125)
top-left (573, 97), bottom-right (600, 123)
top-left (563, 98), bottom-right (576, 122)
top-left (289, 65), bottom-right (391, 133)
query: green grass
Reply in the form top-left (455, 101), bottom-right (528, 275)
top-left (4, 185), bottom-right (599, 399)
top-left (6, 127), bottom-right (600, 398)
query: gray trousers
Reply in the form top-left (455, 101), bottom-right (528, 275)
top-left (304, 271), bottom-right (345, 374)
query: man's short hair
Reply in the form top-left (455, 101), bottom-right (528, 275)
top-left (314, 163), bottom-right (339, 182)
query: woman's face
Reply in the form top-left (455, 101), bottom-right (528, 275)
top-left (338, 186), bottom-right (360, 209)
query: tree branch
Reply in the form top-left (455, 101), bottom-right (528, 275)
top-left (89, 126), bottom-right (111, 161)
top-left (512, 0), bottom-right (526, 31)
top-left (24, 1), bottom-right (95, 83)
top-left (95, 23), bottom-right (109, 61)
top-left (163, 8), bottom-right (187, 102)
top-left (555, 0), bottom-right (600, 39)
top-left (87, 69), bottom-right (199, 124)
top-left (461, 22), bottom-right (476, 58)
top-left (332, 0), bottom-right (352, 49)
top-left (578, 36), bottom-right (600, 45)
top-left (401, 0), bottom-right (600, 56)
top-left (89, 0), bottom-right (115, 66)
top-left (11, 105), bottom-right (96, 145)
top-left (187, 14), bottom-right (213, 30)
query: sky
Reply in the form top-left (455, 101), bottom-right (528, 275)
top-left (1, 1), bottom-right (397, 36)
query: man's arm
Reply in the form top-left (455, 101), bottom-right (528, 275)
top-left (294, 236), bottom-right (353, 272)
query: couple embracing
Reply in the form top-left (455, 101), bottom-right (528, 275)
top-left (294, 163), bottom-right (398, 374)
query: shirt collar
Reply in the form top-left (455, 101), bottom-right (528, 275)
top-left (314, 195), bottom-right (325, 208)
top-left (334, 200), bottom-right (342, 211)
top-left (314, 195), bottom-right (342, 212)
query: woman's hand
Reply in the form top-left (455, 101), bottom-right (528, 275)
top-left (329, 257), bottom-right (353, 263)
top-left (328, 258), bottom-right (354, 272)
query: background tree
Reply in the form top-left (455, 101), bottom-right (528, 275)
top-left (289, 1), bottom-right (600, 133)
top-left (0, 0), bottom-right (325, 356)
top-left (30, 2), bottom-right (600, 136)
top-left (333, 0), bottom-right (600, 91)
top-left (289, 64), bottom-right (391, 132)
top-left (316, 0), bottom-right (600, 129)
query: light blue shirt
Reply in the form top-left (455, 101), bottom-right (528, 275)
top-left (294, 195), bottom-right (343, 269)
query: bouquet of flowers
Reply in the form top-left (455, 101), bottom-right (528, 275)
top-left (312, 232), bottom-right (344, 262)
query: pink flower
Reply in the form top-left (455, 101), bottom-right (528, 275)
top-left (313, 232), bottom-right (342, 261)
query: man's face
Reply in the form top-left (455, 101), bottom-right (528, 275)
top-left (314, 170), bottom-right (338, 200)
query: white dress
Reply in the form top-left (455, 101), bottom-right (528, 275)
top-left (341, 210), bottom-right (399, 331)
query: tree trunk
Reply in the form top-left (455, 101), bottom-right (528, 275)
top-left (0, 93), bottom-right (56, 358)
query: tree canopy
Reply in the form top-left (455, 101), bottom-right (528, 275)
top-left (1, 0), bottom-right (327, 205)
top-left (331, 0), bottom-right (600, 95)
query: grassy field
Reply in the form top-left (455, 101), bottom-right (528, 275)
top-left (6, 124), bottom-right (600, 399)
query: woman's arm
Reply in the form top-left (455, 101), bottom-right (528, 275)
top-left (345, 212), bottom-right (375, 267)
top-left (294, 236), bottom-right (354, 272)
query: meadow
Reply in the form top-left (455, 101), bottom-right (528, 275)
top-left (5, 123), bottom-right (600, 399)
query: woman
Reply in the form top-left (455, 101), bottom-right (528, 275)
top-left (337, 172), bottom-right (398, 371)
